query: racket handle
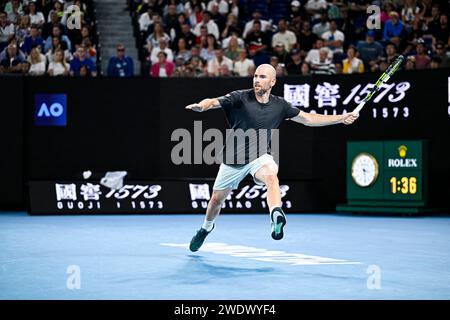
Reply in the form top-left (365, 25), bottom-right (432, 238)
top-left (353, 101), bottom-right (365, 113)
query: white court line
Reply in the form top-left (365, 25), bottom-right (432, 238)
top-left (161, 242), bottom-right (361, 266)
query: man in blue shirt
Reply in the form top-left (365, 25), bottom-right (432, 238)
top-left (70, 45), bottom-right (97, 77)
top-left (107, 44), bottom-right (134, 77)
top-left (357, 30), bottom-right (384, 64)
top-left (21, 25), bottom-right (45, 55)
top-left (383, 11), bottom-right (405, 47)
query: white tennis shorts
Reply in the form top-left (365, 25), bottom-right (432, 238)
top-left (213, 153), bottom-right (278, 190)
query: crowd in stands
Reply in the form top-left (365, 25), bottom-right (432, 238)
top-left (0, 0), bottom-right (98, 76)
top-left (129, 0), bottom-right (450, 77)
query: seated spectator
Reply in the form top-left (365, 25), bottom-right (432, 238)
top-left (414, 39), bottom-right (431, 70)
top-left (286, 49), bottom-right (303, 75)
top-left (15, 15), bottom-right (31, 47)
top-left (47, 0), bottom-right (65, 23)
top-left (186, 55), bottom-right (207, 77)
top-left (195, 25), bottom-right (209, 47)
top-left (248, 47), bottom-right (270, 67)
top-left (27, 47), bottom-right (46, 75)
top-left (139, 7), bottom-right (156, 33)
top-left (311, 48), bottom-right (335, 75)
top-left (305, 38), bottom-right (332, 64)
top-left (5, 0), bottom-right (23, 24)
top-left (357, 31), bottom-right (384, 65)
top-left (150, 38), bottom-right (173, 64)
top-left (206, 0), bottom-right (229, 16)
top-left (70, 45), bottom-right (97, 76)
top-left (209, 2), bottom-right (226, 33)
top-left (298, 21), bottom-right (318, 53)
top-left (383, 11), bottom-right (405, 48)
top-left (146, 21), bottom-right (171, 53)
top-left (221, 13), bottom-right (241, 40)
top-left (107, 44), bottom-right (134, 77)
top-left (404, 56), bottom-right (415, 71)
top-left (334, 61), bottom-right (343, 74)
top-left (172, 56), bottom-right (190, 77)
top-left (151, 51), bottom-right (175, 77)
top-left (430, 56), bottom-right (441, 69)
top-left (175, 38), bottom-right (192, 63)
top-left (21, 24), bottom-right (45, 55)
top-left (0, 11), bottom-right (16, 52)
top-left (44, 25), bottom-right (71, 53)
top-left (271, 19), bottom-right (297, 52)
top-left (192, 11), bottom-right (219, 41)
top-left (433, 41), bottom-right (450, 68)
top-left (28, 0), bottom-right (45, 29)
top-left (233, 48), bottom-right (254, 76)
top-left (342, 46), bottom-right (364, 74)
top-left (275, 64), bottom-right (287, 77)
top-left (48, 49), bottom-right (70, 76)
top-left (173, 23), bottom-right (196, 51)
top-left (224, 36), bottom-right (240, 61)
top-left (321, 19), bottom-right (345, 55)
top-left (163, 4), bottom-right (179, 35)
top-left (384, 42), bottom-right (399, 64)
top-left (401, 0), bottom-right (420, 33)
top-left (222, 31), bottom-right (244, 50)
top-left (305, 0), bottom-right (328, 21)
top-left (300, 62), bottom-right (311, 75)
top-left (200, 33), bottom-right (218, 62)
top-left (188, 3), bottom-right (204, 28)
top-left (312, 11), bottom-right (330, 38)
top-left (207, 48), bottom-right (233, 76)
top-left (218, 63), bottom-right (232, 76)
top-left (242, 10), bottom-right (271, 39)
top-left (272, 42), bottom-right (293, 66)
top-left (245, 20), bottom-right (270, 53)
top-left (41, 10), bottom-right (64, 40)
top-left (45, 36), bottom-right (72, 63)
top-left (0, 42), bottom-right (26, 74)
top-left (270, 55), bottom-right (279, 69)
top-left (431, 14), bottom-right (449, 47)
top-left (81, 38), bottom-right (96, 62)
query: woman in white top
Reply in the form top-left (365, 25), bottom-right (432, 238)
top-left (48, 49), bottom-right (69, 76)
top-left (15, 15), bottom-right (31, 47)
top-left (146, 21), bottom-right (171, 52)
top-left (28, 47), bottom-right (46, 75)
top-left (28, 1), bottom-right (45, 28)
top-left (45, 36), bottom-right (72, 64)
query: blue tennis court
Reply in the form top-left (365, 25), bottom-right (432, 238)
top-left (1, 212), bottom-right (449, 300)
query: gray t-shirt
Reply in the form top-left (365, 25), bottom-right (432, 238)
top-left (218, 89), bottom-right (300, 166)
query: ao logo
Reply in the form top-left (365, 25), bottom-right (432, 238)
top-left (37, 103), bottom-right (64, 117)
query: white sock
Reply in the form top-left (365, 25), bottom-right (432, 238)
top-left (202, 219), bottom-right (214, 232)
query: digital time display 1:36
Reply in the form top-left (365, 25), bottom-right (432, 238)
top-left (389, 176), bottom-right (417, 194)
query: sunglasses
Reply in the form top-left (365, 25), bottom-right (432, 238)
top-left (117, 48), bottom-right (125, 51)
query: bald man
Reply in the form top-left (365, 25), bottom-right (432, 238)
top-left (186, 64), bottom-right (359, 252)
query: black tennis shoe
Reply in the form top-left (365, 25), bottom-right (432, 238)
top-left (270, 208), bottom-right (286, 240)
top-left (189, 224), bottom-right (215, 252)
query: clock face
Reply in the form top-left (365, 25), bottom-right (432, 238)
top-left (351, 153), bottom-right (379, 187)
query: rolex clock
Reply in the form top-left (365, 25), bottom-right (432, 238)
top-left (351, 153), bottom-right (379, 187)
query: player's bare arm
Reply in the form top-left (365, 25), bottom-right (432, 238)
top-left (185, 98), bottom-right (222, 112)
top-left (291, 110), bottom-right (359, 126)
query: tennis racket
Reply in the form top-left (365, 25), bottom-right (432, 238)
top-left (353, 55), bottom-right (405, 113)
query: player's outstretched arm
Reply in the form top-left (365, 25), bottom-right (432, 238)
top-left (291, 110), bottom-right (359, 127)
top-left (185, 98), bottom-right (221, 112)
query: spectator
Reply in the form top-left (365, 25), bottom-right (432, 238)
top-left (200, 33), bottom-right (218, 62)
top-left (222, 30), bottom-right (244, 50)
top-left (207, 48), bottom-right (233, 76)
top-left (146, 21), bottom-right (171, 53)
top-left (384, 43), bottom-right (399, 64)
top-left (275, 64), bottom-right (287, 77)
top-left (188, 3), bottom-right (204, 27)
top-left (172, 56), bottom-right (190, 77)
top-left (70, 45), bottom-right (97, 76)
top-left (41, 10), bottom-right (64, 40)
top-left (433, 41), bottom-right (450, 68)
top-left (221, 13), bottom-right (241, 40)
top-left (15, 15), bottom-right (31, 46)
top-left (404, 56), bottom-right (416, 70)
top-left (305, 38), bottom-right (332, 64)
top-left (0, 43), bottom-right (26, 74)
top-left (270, 55), bottom-right (279, 69)
top-left (163, 4), bottom-right (179, 35)
top-left (286, 49), bottom-right (303, 75)
top-left (107, 44), bottom-right (134, 77)
top-left (300, 62), bottom-right (311, 75)
top-left (150, 38), bottom-right (173, 64)
top-left (173, 23), bottom-right (197, 51)
top-left (305, 0), bottom-right (328, 21)
top-left (151, 51), bottom-right (175, 77)
top-left (321, 19), bottom-right (345, 54)
top-left (342, 46), bottom-right (364, 74)
top-left (272, 42), bottom-right (293, 66)
top-left (186, 55), bottom-right (206, 77)
top-left (311, 48), bottom-right (335, 75)
top-left (45, 36), bottom-right (72, 64)
top-left (357, 31), bottom-right (384, 65)
top-left (218, 63), bottom-right (232, 76)
top-left (48, 49), bottom-right (70, 76)
top-left (175, 38), bottom-right (192, 63)
top-left (401, 0), bottom-right (421, 32)
top-left (206, 0), bottom-right (229, 16)
top-left (44, 26), bottom-right (72, 53)
top-left (298, 21), bottom-right (318, 53)
top-left (229, 0), bottom-right (243, 21)
top-left (224, 35), bottom-right (240, 61)
top-left (245, 20), bottom-right (270, 53)
top-left (139, 6), bottom-right (155, 32)
top-left (242, 10), bottom-right (271, 39)
top-left (335, 61), bottom-right (343, 74)
top-left (0, 11), bottom-right (15, 52)
top-left (431, 14), bottom-right (449, 47)
top-left (209, 2), bottom-right (226, 33)
top-left (233, 48), bottom-right (254, 76)
top-left (430, 56), bottom-right (441, 69)
top-left (312, 11), bottom-right (330, 38)
top-left (383, 11), bottom-right (405, 48)
top-left (414, 39), bottom-right (431, 70)
top-left (5, 0), bottom-right (23, 24)
top-left (271, 19), bottom-right (297, 52)
top-left (27, 47), bottom-right (46, 76)
top-left (47, 0), bottom-right (65, 23)
top-left (192, 11), bottom-right (219, 41)
top-left (196, 24), bottom-right (209, 47)
top-left (21, 24), bottom-right (45, 55)
top-left (28, 0), bottom-right (45, 29)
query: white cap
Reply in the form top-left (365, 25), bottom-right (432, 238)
top-left (291, 1), bottom-right (301, 7)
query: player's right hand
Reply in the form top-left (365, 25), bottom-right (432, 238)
top-left (185, 103), bottom-right (203, 112)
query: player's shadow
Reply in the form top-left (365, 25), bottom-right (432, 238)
top-left (169, 255), bottom-right (275, 284)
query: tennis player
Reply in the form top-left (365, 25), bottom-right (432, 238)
top-left (186, 64), bottom-right (359, 252)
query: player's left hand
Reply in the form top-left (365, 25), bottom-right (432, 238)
top-left (342, 112), bottom-right (359, 125)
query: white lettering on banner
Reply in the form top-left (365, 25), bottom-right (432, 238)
top-left (314, 82), bottom-right (341, 108)
top-left (37, 103), bottom-right (64, 117)
top-left (284, 84), bottom-right (310, 107)
top-left (55, 184), bottom-right (77, 201)
top-left (387, 158), bottom-right (417, 168)
top-left (56, 201), bottom-right (101, 210)
top-left (161, 242), bottom-right (361, 266)
top-left (80, 183), bottom-right (102, 201)
top-left (189, 183), bottom-right (211, 201)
